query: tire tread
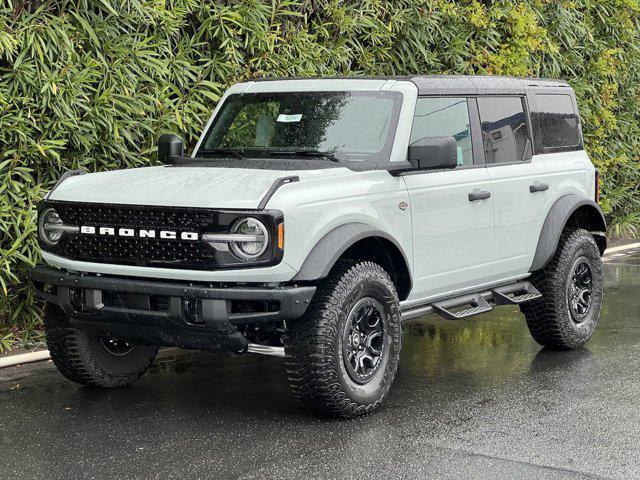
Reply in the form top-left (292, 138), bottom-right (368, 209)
top-left (283, 260), bottom-right (401, 418)
top-left (521, 228), bottom-right (603, 349)
top-left (45, 305), bottom-right (156, 387)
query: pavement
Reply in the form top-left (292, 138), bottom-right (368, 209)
top-left (1, 246), bottom-right (639, 480)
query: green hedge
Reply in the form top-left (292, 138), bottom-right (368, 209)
top-left (1, 0), bottom-right (639, 349)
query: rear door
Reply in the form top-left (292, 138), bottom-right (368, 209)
top-left (403, 97), bottom-right (494, 302)
top-left (478, 96), bottom-right (549, 279)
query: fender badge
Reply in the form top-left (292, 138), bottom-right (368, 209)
top-left (398, 201), bottom-right (409, 211)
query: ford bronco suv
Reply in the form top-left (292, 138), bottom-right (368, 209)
top-left (31, 76), bottom-right (606, 418)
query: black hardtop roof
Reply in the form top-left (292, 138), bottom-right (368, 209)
top-left (410, 75), bottom-right (569, 95)
top-left (249, 75), bottom-right (571, 95)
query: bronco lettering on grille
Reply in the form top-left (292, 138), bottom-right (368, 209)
top-left (80, 226), bottom-right (199, 241)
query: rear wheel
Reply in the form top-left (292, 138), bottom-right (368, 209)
top-left (284, 261), bottom-right (402, 418)
top-left (44, 305), bottom-right (158, 387)
top-left (521, 228), bottom-right (604, 349)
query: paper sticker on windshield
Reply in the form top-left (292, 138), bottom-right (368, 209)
top-left (277, 114), bottom-right (302, 123)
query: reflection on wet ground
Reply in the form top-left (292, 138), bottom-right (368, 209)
top-left (1, 247), bottom-right (639, 479)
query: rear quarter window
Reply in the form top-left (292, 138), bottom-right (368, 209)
top-left (532, 94), bottom-right (582, 152)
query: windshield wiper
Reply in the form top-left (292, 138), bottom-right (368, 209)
top-left (198, 148), bottom-right (246, 160)
top-left (269, 150), bottom-right (340, 163)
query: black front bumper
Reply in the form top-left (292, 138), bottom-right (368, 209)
top-left (30, 265), bottom-right (315, 352)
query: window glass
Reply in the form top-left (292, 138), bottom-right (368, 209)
top-left (200, 91), bottom-right (401, 164)
top-left (533, 94), bottom-right (580, 150)
top-left (477, 97), bottom-right (531, 163)
top-left (410, 98), bottom-right (473, 166)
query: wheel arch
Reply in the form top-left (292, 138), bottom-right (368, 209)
top-left (530, 195), bottom-right (607, 272)
top-left (291, 223), bottom-right (412, 301)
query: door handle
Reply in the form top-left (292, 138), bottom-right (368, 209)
top-left (468, 190), bottom-right (491, 202)
top-left (529, 182), bottom-right (549, 193)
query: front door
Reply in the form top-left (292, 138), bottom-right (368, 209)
top-left (403, 97), bottom-right (494, 303)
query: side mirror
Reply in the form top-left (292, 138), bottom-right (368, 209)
top-left (158, 134), bottom-right (184, 164)
top-left (408, 136), bottom-right (458, 170)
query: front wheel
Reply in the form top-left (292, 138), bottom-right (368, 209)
top-left (521, 228), bottom-right (604, 350)
top-left (284, 261), bottom-right (402, 418)
top-left (44, 305), bottom-right (158, 387)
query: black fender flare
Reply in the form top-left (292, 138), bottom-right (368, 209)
top-left (292, 223), bottom-right (412, 285)
top-left (530, 194), bottom-right (606, 272)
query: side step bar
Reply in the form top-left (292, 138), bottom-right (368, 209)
top-left (491, 282), bottom-right (542, 305)
top-left (401, 281), bottom-right (541, 322)
top-left (432, 294), bottom-right (492, 321)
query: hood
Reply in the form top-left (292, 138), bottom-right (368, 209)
top-left (48, 165), bottom-right (354, 209)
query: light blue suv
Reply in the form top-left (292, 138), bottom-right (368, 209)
top-left (32, 76), bottom-right (606, 418)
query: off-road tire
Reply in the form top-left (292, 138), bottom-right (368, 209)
top-left (521, 228), bottom-right (604, 350)
top-left (284, 260), bottom-right (402, 418)
top-left (44, 304), bottom-right (158, 387)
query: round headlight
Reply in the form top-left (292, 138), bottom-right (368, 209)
top-left (38, 208), bottom-right (64, 245)
top-left (229, 217), bottom-right (268, 260)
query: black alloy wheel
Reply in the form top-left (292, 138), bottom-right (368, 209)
top-left (567, 257), bottom-right (594, 323)
top-left (342, 298), bottom-right (387, 384)
top-left (100, 336), bottom-right (135, 356)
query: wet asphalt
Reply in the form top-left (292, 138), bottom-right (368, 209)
top-left (1, 247), bottom-right (639, 480)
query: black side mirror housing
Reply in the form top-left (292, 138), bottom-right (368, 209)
top-left (158, 134), bottom-right (184, 164)
top-left (408, 136), bottom-right (458, 170)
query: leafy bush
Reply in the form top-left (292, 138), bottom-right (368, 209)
top-left (1, 0), bottom-right (639, 348)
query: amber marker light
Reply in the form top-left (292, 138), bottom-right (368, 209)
top-left (277, 223), bottom-right (284, 250)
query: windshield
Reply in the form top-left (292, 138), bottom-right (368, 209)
top-left (197, 91), bottom-right (402, 165)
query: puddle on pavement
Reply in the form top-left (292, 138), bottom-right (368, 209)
top-left (398, 259), bottom-right (640, 388)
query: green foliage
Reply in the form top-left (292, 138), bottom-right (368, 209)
top-left (1, 0), bottom-right (639, 348)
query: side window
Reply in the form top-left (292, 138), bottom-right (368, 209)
top-left (477, 97), bottom-right (531, 164)
top-left (410, 97), bottom-right (473, 167)
top-left (532, 94), bottom-right (581, 151)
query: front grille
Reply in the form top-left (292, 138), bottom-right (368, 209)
top-left (41, 201), bottom-right (282, 270)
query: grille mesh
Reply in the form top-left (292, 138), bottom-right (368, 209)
top-left (51, 203), bottom-right (219, 269)
top-left (47, 202), bottom-right (239, 270)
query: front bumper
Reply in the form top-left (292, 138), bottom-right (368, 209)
top-left (30, 265), bottom-right (315, 352)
